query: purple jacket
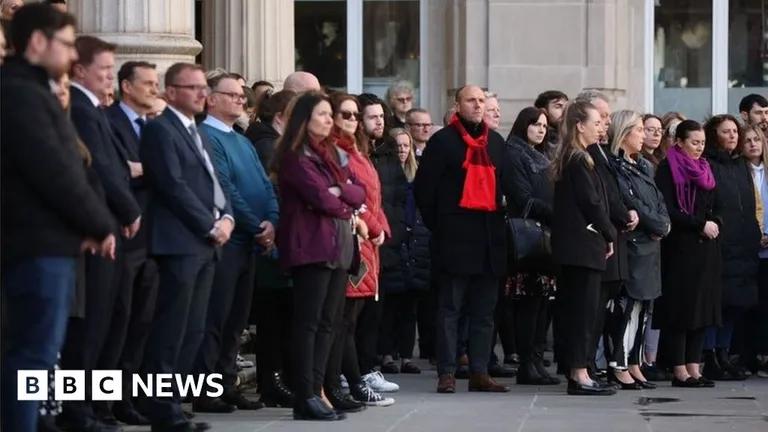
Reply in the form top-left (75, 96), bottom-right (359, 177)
top-left (277, 147), bottom-right (366, 269)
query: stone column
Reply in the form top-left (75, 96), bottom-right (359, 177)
top-left (201, 0), bottom-right (294, 88)
top-left (68, 0), bottom-right (202, 74)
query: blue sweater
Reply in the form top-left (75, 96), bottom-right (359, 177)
top-left (201, 119), bottom-right (279, 247)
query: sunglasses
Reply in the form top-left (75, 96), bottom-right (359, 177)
top-left (395, 96), bottom-right (413, 103)
top-left (339, 110), bottom-right (362, 121)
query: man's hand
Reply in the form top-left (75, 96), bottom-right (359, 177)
top-left (626, 210), bottom-right (639, 231)
top-left (122, 216), bottom-right (141, 239)
top-left (127, 161), bottom-right (143, 178)
top-left (212, 218), bottom-right (234, 246)
top-left (372, 231), bottom-right (385, 246)
top-left (81, 234), bottom-right (117, 260)
top-left (702, 221), bottom-right (720, 239)
top-left (255, 221), bottom-right (275, 248)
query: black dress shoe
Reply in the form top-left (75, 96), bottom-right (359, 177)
top-left (113, 401), bottom-right (151, 425)
top-left (380, 361), bottom-right (400, 374)
top-left (671, 376), bottom-right (702, 388)
top-left (221, 391), bottom-right (264, 410)
top-left (293, 396), bottom-right (339, 421)
top-left (608, 371), bottom-right (643, 390)
top-left (567, 379), bottom-right (617, 396)
top-left (401, 361), bottom-right (421, 374)
top-left (57, 416), bottom-right (122, 432)
top-left (192, 397), bottom-right (236, 413)
top-left (326, 387), bottom-right (365, 413)
top-left (488, 363), bottom-right (517, 378)
top-left (694, 376), bottom-right (716, 388)
top-left (150, 421), bottom-right (210, 432)
top-left (634, 379), bottom-right (657, 389)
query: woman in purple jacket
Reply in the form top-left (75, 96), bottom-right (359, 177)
top-left (272, 91), bottom-right (366, 421)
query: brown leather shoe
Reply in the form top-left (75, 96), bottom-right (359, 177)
top-left (468, 373), bottom-right (511, 392)
top-left (458, 354), bottom-right (469, 367)
top-left (437, 373), bottom-right (456, 393)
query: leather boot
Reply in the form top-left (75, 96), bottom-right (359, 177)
top-left (716, 348), bottom-right (746, 381)
top-left (468, 373), bottom-right (510, 392)
top-left (532, 352), bottom-right (561, 385)
top-left (702, 349), bottom-right (724, 380)
top-left (516, 355), bottom-right (545, 385)
top-left (437, 374), bottom-right (456, 393)
top-left (259, 371), bottom-right (295, 407)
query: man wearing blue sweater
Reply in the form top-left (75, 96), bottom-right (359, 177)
top-left (193, 73), bottom-right (279, 412)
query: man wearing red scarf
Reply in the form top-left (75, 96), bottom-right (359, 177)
top-left (414, 85), bottom-right (514, 394)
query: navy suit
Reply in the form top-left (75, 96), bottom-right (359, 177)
top-left (101, 103), bottom-right (159, 410)
top-left (138, 107), bottom-right (232, 427)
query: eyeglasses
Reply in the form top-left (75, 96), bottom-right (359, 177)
top-left (339, 110), bottom-right (362, 121)
top-left (395, 96), bottom-right (413, 104)
top-left (52, 35), bottom-right (76, 49)
top-left (644, 127), bottom-right (662, 135)
top-left (213, 90), bottom-right (247, 102)
top-left (407, 122), bottom-right (433, 129)
top-left (168, 84), bottom-right (210, 94)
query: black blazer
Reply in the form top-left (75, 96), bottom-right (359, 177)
top-left (414, 121), bottom-right (514, 277)
top-left (70, 86), bottom-right (140, 226)
top-left (105, 102), bottom-right (150, 250)
top-left (139, 108), bottom-right (233, 256)
top-left (552, 153), bottom-right (616, 271)
top-left (0, 58), bottom-right (115, 260)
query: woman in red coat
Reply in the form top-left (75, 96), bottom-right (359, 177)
top-left (323, 92), bottom-right (396, 409)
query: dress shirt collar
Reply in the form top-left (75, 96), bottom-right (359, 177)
top-left (70, 81), bottom-right (101, 107)
top-left (167, 104), bottom-right (196, 130)
top-left (203, 115), bottom-right (234, 133)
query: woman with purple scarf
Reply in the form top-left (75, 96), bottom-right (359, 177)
top-left (654, 119), bottom-right (722, 388)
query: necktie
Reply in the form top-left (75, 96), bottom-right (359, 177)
top-left (134, 117), bottom-right (145, 137)
top-left (188, 124), bottom-right (227, 211)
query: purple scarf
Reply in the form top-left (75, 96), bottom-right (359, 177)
top-left (666, 145), bottom-right (716, 214)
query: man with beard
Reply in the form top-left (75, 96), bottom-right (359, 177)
top-left (739, 94), bottom-right (768, 133)
top-left (414, 85), bottom-right (514, 394)
top-left (533, 90), bottom-right (568, 159)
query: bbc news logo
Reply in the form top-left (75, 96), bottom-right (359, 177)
top-left (18, 370), bottom-right (223, 401)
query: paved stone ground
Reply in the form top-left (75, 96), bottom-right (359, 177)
top-left (123, 359), bottom-right (768, 432)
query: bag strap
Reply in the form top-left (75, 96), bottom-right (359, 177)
top-left (522, 199), bottom-right (534, 219)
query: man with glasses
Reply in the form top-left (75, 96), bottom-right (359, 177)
top-left (139, 62), bottom-right (233, 432)
top-left (2, 5), bottom-right (116, 431)
top-left (193, 73), bottom-right (278, 413)
top-left (406, 108), bottom-right (433, 158)
top-left (386, 80), bottom-right (415, 128)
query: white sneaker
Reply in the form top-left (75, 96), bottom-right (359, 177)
top-left (351, 383), bottom-right (395, 407)
top-left (362, 371), bottom-right (399, 393)
top-left (340, 374), bottom-right (349, 389)
top-left (236, 354), bottom-right (254, 368)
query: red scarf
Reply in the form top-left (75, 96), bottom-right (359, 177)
top-left (307, 134), bottom-right (348, 184)
top-left (450, 114), bottom-right (497, 211)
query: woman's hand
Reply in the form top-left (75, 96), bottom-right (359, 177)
top-left (328, 186), bottom-right (341, 197)
top-left (372, 231), bottom-right (385, 246)
top-left (702, 221), bottom-right (720, 239)
top-left (356, 218), bottom-right (369, 239)
top-left (605, 242), bottom-right (614, 259)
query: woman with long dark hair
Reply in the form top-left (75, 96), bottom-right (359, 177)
top-left (505, 106), bottom-right (559, 386)
top-left (654, 119), bottom-right (721, 387)
top-left (273, 91), bottom-right (366, 421)
top-left (551, 101), bottom-right (617, 396)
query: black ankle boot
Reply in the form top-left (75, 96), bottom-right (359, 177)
top-left (516, 355), bottom-right (546, 385)
top-left (702, 349), bottom-right (724, 380)
top-left (532, 352), bottom-right (561, 385)
top-left (260, 371), bottom-right (295, 408)
top-left (716, 348), bottom-right (746, 381)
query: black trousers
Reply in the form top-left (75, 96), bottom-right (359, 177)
top-left (435, 273), bottom-right (499, 375)
top-left (291, 264), bottom-right (347, 400)
top-left (254, 289), bottom-right (293, 392)
top-left (515, 296), bottom-right (546, 359)
top-left (355, 296), bottom-right (384, 374)
top-left (379, 291), bottom-right (418, 359)
top-left (495, 281), bottom-right (517, 358)
top-left (661, 327), bottom-right (706, 366)
top-left (60, 251), bottom-right (118, 423)
top-left (416, 282), bottom-right (437, 358)
top-left (98, 248), bottom-right (159, 401)
top-left (139, 251), bottom-right (216, 425)
top-left (558, 266), bottom-right (603, 370)
top-left (194, 243), bottom-right (256, 393)
top-left (326, 297), bottom-right (366, 389)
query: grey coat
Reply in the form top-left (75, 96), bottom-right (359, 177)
top-left (611, 154), bottom-right (670, 300)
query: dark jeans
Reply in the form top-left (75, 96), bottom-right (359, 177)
top-left (703, 306), bottom-right (743, 351)
top-left (435, 273), bottom-right (499, 375)
top-left (416, 287), bottom-right (437, 359)
top-left (98, 248), bottom-right (159, 402)
top-left (195, 243), bottom-right (256, 393)
top-left (326, 297), bottom-right (366, 389)
top-left (662, 327), bottom-right (706, 366)
top-left (139, 252), bottom-right (216, 426)
top-left (291, 264), bottom-right (347, 400)
top-left (380, 291), bottom-right (418, 359)
top-left (254, 289), bottom-right (293, 392)
top-left (1, 257), bottom-right (76, 432)
top-left (60, 251), bottom-right (119, 424)
top-left (558, 266), bottom-right (603, 370)
top-left (495, 281), bottom-right (517, 358)
top-left (356, 296), bottom-right (384, 374)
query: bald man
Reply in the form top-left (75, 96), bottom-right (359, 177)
top-left (414, 85), bottom-right (514, 394)
top-left (282, 71), bottom-right (320, 93)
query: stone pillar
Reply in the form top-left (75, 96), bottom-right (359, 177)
top-left (201, 0), bottom-right (294, 88)
top-left (68, 0), bottom-right (202, 75)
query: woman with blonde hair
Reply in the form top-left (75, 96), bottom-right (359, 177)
top-left (551, 101), bottom-right (617, 396)
top-left (605, 110), bottom-right (670, 390)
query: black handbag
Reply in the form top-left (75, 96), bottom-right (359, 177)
top-left (507, 200), bottom-right (552, 272)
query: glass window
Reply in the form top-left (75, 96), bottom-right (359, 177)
top-left (654, 0), bottom-right (712, 121)
top-left (362, 0), bottom-right (420, 103)
top-left (728, 0), bottom-right (768, 115)
top-left (294, 1), bottom-right (348, 90)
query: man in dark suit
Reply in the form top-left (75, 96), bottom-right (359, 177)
top-left (1, 6), bottom-right (116, 431)
top-left (414, 85), bottom-right (514, 394)
top-left (59, 35), bottom-right (141, 432)
top-left (101, 61), bottom-right (160, 426)
top-left (139, 62), bottom-right (234, 432)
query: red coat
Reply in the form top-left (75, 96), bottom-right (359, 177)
top-left (336, 133), bottom-right (390, 298)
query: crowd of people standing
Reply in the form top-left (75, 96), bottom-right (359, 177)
top-left (2, 3), bottom-right (768, 432)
